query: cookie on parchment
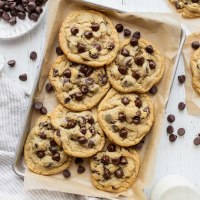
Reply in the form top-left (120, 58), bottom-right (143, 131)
top-left (106, 38), bottom-right (164, 93)
top-left (59, 10), bottom-right (119, 67)
top-left (191, 48), bottom-right (200, 94)
top-left (98, 89), bottom-right (154, 147)
top-left (169, 0), bottom-right (200, 18)
top-left (24, 115), bottom-right (71, 175)
top-left (49, 55), bottom-right (110, 112)
top-left (51, 104), bottom-right (105, 158)
top-left (90, 141), bottom-right (140, 193)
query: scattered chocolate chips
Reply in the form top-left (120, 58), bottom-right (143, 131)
top-left (49, 146), bottom-right (57, 154)
top-left (177, 128), bottom-right (185, 136)
top-left (107, 143), bottom-right (116, 152)
top-left (7, 60), bottom-right (16, 67)
top-left (87, 116), bottom-right (94, 124)
top-left (99, 74), bottom-right (108, 85)
top-left (80, 85), bottom-right (88, 94)
top-left (132, 116), bottom-right (141, 124)
top-left (85, 77), bottom-right (94, 85)
top-left (78, 136), bottom-right (87, 144)
top-left (167, 114), bottom-right (175, 123)
top-left (52, 153), bottom-right (60, 162)
top-left (56, 46), bottom-right (63, 55)
top-left (40, 106), bottom-right (47, 115)
top-left (19, 73), bottom-right (27, 81)
top-left (121, 48), bottom-right (130, 57)
top-left (135, 98), bottom-right (142, 108)
top-left (84, 31), bottom-right (93, 39)
top-left (115, 24), bottom-right (124, 32)
top-left (120, 156), bottom-right (128, 164)
top-left (103, 168), bottom-right (111, 179)
top-left (118, 112), bottom-right (126, 122)
top-left (132, 70), bottom-right (140, 80)
top-left (66, 119), bottom-right (76, 129)
top-left (39, 132), bottom-right (46, 139)
top-left (74, 157), bottom-right (83, 164)
top-left (134, 57), bottom-right (144, 66)
top-left (101, 155), bottom-right (110, 165)
top-left (132, 31), bottom-right (141, 39)
top-left (178, 75), bottom-right (186, 84)
top-left (118, 66), bottom-right (128, 75)
top-left (80, 127), bottom-right (86, 134)
top-left (80, 65), bottom-right (93, 77)
top-left (169, 134), bottom-right (177, 142)
top-left (75, 92), bottom-right (83, 101)
top-left (64, 97), bottom-right (70, 104)
top-left (112, 157), bottom-right (120, 165)
top-left (63, 169), bottom-right (71, 178)
top-left (77, 165), bottom-right (85, 174)
top-left (107, 42), bottom-right (115, 51)
top-left (91, 23), bottom-right (100, 32)
top-left (194, 137), bottom-right (200, 145)
top-left (77, 43), bottom-right (86, 53)
top-left (149, 60), bottom-right (156, 69)
top-left (191, 41), bottom-right (200, 50)
top-left (114, 169), bottom-right (123, 178)
top-left (149, 86), bottom-right (158, 95)
top-left (46, 82), bottom-right (53, 92)
top-left (130, 38), bottom-right (138, 47)
top-left (145, 45), bottom-right (154, 54)
top-left (121, 96), bottom-right (130, 105)
top-left (88, 140), bottom-right (95, 148)
top-left (178, 102), bottom-right (186, 110)
top-left (71, 27), bottom-right (79, 35)
top-left (93, 43), bottom-right (101, 51)
top-left (30, 51), bottom-right (37, 60)
top-left (119, 128), bottom-right (128, 138)
top-left (192, 0), bottom-right (199, 3)
top-left (9, 16), bottom-right (16, 25)
top-left (36, 151), bottom-right (45, 158)
top-left (167, 125), bottom-right (174, 134)
top-left (124, 29), bottom-right (131, 37)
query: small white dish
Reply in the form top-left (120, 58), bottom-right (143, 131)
top-left (151, 174), bottom-right (200, 200)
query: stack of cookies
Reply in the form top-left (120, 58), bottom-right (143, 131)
top-left (24, 10), bottom-right (164, 193)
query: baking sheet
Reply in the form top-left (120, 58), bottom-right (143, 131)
top-left (183, 32), bottom-right (200, 115)
top-left (13, 0), bottom-right (183, 199)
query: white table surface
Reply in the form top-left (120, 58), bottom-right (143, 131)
top-left (1, 0), bottom-right (200, 199)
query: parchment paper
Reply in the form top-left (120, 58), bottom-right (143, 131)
top-left (183, 33), bottom-right (200, 115)
top-left (24, 0), bottom-right (182, 199)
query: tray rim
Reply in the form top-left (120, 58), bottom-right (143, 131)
top-left (12, 0), bottom-right (186, 178)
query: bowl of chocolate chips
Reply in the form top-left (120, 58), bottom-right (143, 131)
top-left (0, 0), bottom-right (48, 40)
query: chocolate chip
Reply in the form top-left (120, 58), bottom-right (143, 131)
top-left (52, 153), bottom-right (60, 162)
top-left (191, 41), bottom-right (200, 50)
top-left (177, 128), bottom-right (185, 136)
top-left (149, 60), bottom-right (156, 69)
top-left (134, 142), bottom-right (143, 149)
top-left (130, 38), bottom-right (138, 47)
top-left (50, 140), bottom-right (57, 147)
top-left (103, 168), bottom-right (111, 179)
top-left (39, 132), bottom-right (46, 139)
top-left (89, 52), bottom-right (99, 59)
top-left (91, 23), bottom-right (100, 32)
top-left (112, 124), bottom-right (119, 132)
top-left (77, 44), bottom-right (86, 53)
top-left (118, 66), bottom-right (128, 75)
top-left (49, 146), bottom-right (57, 154)
top-left (149, 86), bottom-right (158, 94)
top-left (53, 69), bottom-right (58, 77)
top-left (77, 165), bottom-right (85, 174)
top-left (169, 134), bottom-right (177, 142)
top-left (192, 0), bottom-right (199, 3)
top-left (71, 27), bottom-right (79, 35)
top-left (30, 51), bottom-right (37, 60)
top-left (19, 73), bottom-right (27, 81)
top-left (40, 106), bottom-right (47, 115)
top-left (89, 127), bottom-right (96, 135)
top-left (56, 130), bottom-right (61, 137)
top-left (80, 126), bottom-right (86, 135)
top-left (112, 157), bottom-right (120, 165)
top-left (167, 114), bottom-right (175, 123)
top-left (9, 16), bottom-right (16, 25)
top-left (46, 83), bottom-right (53, 92)
top-left (120, 156), bottom-right (127, 164)
top-left (101, 155), bottom-right (110, 165)
top-left (121, 48), bottom-right (130, 57)
top-left (7, 60), bottom-right (16, 67)
top-left (80, 85), bottom-right (88, 94)
top-left (66, 119), bottom-right (76, 129)
top-left (124, 29), bottom-right (131, 37)
top-left (178, 102), bottom-right (185, 110)
top-left (119, 128), bottom-right (128, 138)
top-left (135, 98), bottom-right (142, 108)
top-left (121, 97), bottom-right (130, 105)
top-left (74, 157), bottom-right (83, 164)
top-left (93, 43), bottom-right (101, 51)
top-left (2, 12), bottom-right (10, 21)
top-left (107, 143), bottom-right (116, 152)
top-left (84, 31), bottom-right (93, 39)
top-left (115, 24), bottom-right (124, 32)
top-left (75, 92), bottom-right (83, 101)
top-left (114, 169), bottom-right (123, 178)
top-left (87, 116), bottom-right (94, 124)
top-left (99, 74), bottom-right (108, 85)
top-left (17, 12), bottom-right (25, 20)
top-left (167, 125), bottom-right (174, 134)
top-left (134, 57), bottom-right (144, 66)
top-left (132, 70), bottom-right (140, 80)
top-left (132, 116), bottom-right (141, 124)
top-left (85, 77), bottom-right (94, 85)
top-left (56, 46), bottom-right (63, 55)
top-left (27, 2), bottom-right (36, 11)
top-left (88, 140), bottom-right (95, 148)
top-left (36, 151), bottom-right (45, 158)
top-left (63, 169), bottom-right (71, 178)
top-left (194, 137), bottom-right (200, 145)
top-left (64, 97), bottom-right (70, 104)
top-left (80, 65), bottom-right (93, 77)
top-left (145, 45), bottom-right (154, 54)
top-left (107, 42), bottom-right (115, 51)
top-left (178, 75), bottom-right (186, 84)
top-left (118, 112), bottom-right (126, 122)
top-left (132, 31), bottom-right (141, 39)
top-left (78, 136), bottom-right (87, 144)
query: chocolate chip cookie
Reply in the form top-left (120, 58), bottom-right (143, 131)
top-left (49, 55), bottom-right (110, 111)
top-left (98, 89), bottom-right (154, 146)
top-left (24, 115), bottom-right (71, 175)
top-left (90, 141), bottom-right (140, 193)
top-left (51, 105), bottom-right (105, 157)
top-left (170, 0), bottom-right (200, 17)
top-left (59, 10), bottom-right (119, 67)
top-left (191, 48), bottom-right (200, 94)
top-left (106, 38), bottom-right (164, 93)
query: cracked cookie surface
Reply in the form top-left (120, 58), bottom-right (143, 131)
top-left (106, 38), bottom-right (164, 93)
top-left (90, 141), bottom-right (140, 193)
top-left (49, 55), bottom-right (110, 111)
top-left (191, 48), bottom-right (200, 94)
top-left (98, 89), bottom-right (154, 146)
top-left (170, 0), bottom-right (200, 17)
top-left (24, 115), bottom-right (71, 175)
top-left (51, 104), bottom-right (105, 157)
top-left (59, 10), bottom-right (119, 67)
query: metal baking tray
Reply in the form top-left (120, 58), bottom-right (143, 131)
top-left (12, 0), bottom-right (186, 178)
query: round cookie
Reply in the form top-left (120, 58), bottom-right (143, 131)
top-left (98, 89), bottom-right (154, 147)
top-left (191, 48), bottom-right (200, 94)
top-left (24, 115), bottom-right (71, 175)
top-left (106, 38), bottom-right (164, 93)
top-left (90, 141), bottom-right (140, 193)
top-left (169, 0), bottom-right (200, 17)
top-left (49, 55), bottom-right (110, 112)
top-left (51, 104), bottom-right (105, 157)
top-left (59, 10), bottom-right (119, 67)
